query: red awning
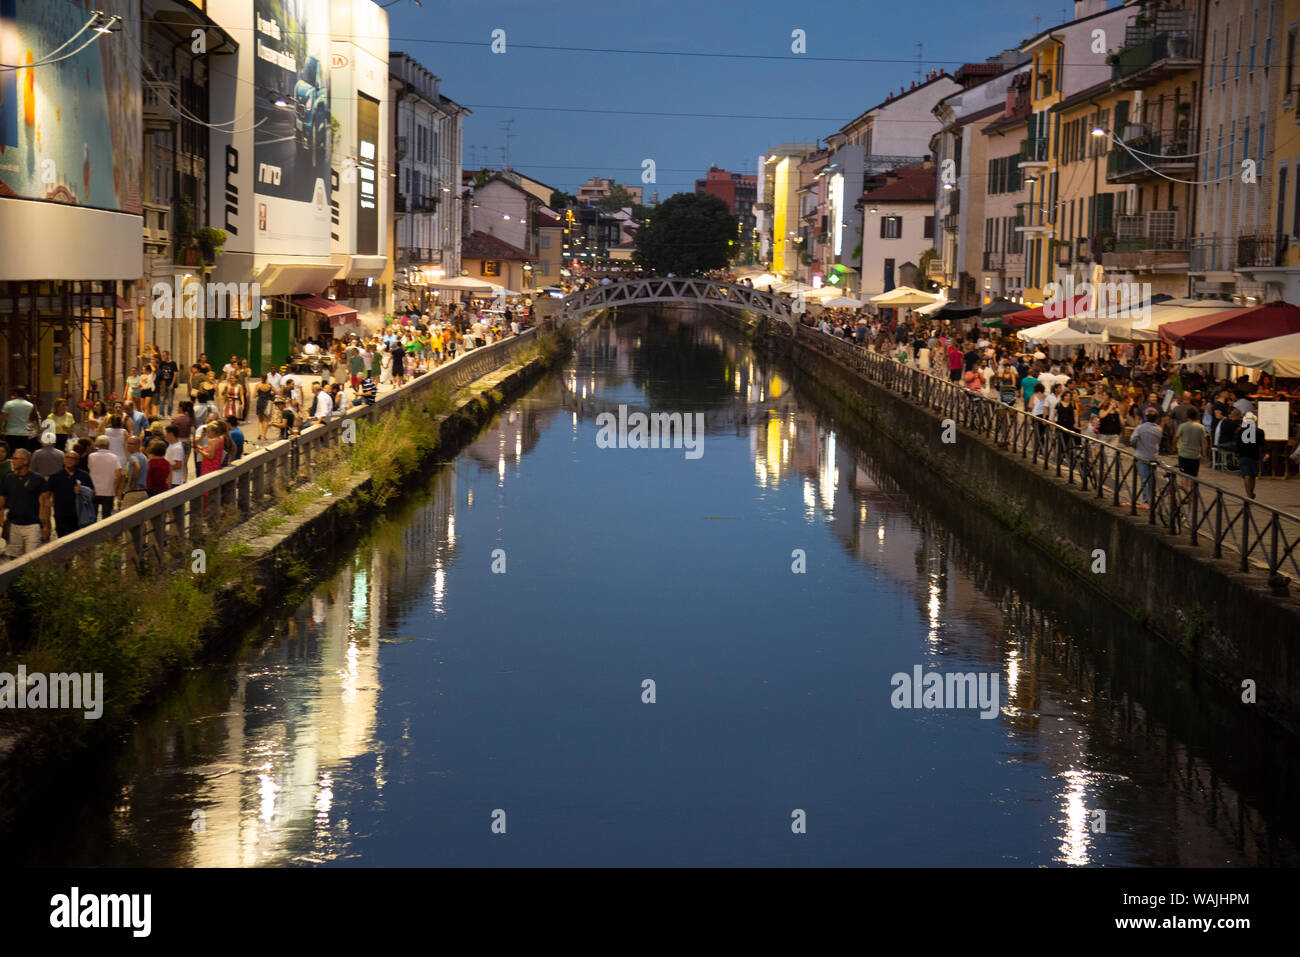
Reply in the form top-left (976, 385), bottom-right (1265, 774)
top-left (1005, 294), bottom-right (1090, 327)
top-left (292, 294), bottom-right (358, 319)
top-left (1158, 302), bottom-right (1300, 349)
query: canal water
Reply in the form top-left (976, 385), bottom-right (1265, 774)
top-left (9, 311), bottom-right (1299, 866)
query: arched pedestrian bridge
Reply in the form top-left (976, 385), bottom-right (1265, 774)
top-left (562, 277), bottom-right (799, 328)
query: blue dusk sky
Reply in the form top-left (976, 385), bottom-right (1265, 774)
top-left (384, 0), bottom-right (1118, 200)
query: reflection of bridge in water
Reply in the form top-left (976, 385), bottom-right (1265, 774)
top-left (556, 389), bottom-right (800, 435)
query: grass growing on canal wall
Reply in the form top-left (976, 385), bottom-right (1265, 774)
top-left (0, 533), bottom-right (254, 745)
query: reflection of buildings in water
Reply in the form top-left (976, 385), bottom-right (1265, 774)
top-left (186, 469), bottom-right (462, 866)
top-left (463, 405), bottom-right (556, 479)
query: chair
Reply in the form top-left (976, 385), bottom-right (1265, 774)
top-left (1212, 446), bottom-right (1239, 472)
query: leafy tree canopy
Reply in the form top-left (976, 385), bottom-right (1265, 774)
top-left (598, 183), bottom-right (637, 211)
top-left (632, 191), bottom-right (734, 276)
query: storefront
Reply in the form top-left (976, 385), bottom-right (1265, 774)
top-left (293, 294), bottom-right (361, 341)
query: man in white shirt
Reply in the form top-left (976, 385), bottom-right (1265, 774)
top-left (87, 435), bottom-right (123, 519)
top-left (165, 425), bottom-right (187, 486)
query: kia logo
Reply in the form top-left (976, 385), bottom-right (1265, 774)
top-left (331, 53), bottom-right (349, 69)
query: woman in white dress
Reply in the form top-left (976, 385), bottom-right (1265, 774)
top-left (379, 347), bottom-right (394, 385)
top-left (104, 414), bottom-right (129, 469)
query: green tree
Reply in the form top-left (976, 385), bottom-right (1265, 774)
top-left (599, 183), bottom-right (636, 211)
top-left (915, 247), bottom-right (940, 292)
top-left (633, 192), bottom-right (734, 275)
top-left (550, 189), bottom-right (575, 210)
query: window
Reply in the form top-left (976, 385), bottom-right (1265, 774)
top-left (1229, 120), bottom-right (1235, 170)
top-left (1244, 118), bottom-right (1251, 162)
top-left (923, 215), bottom-right (934, 238)
top-left (883, 258), bottom-right (895, 289)
top-left (1277, 164), bottom-right (1289, 235)
top-left (537, 260), bottom-right (550, 276)
top-left (1223, 25), bottom-right (1230, 83)
top-left (482, 260), bottom-right (501, 277)
top-left (881, 216), bottom-right (902, 238)
top-left (1287, 27), bottom-right (1297, 94)
top-left (1293, 160), bottom-right (1300, 236)
top-left (1260, 112), bottom-right (1267, 167)
top-left (539, 234), bottom-right (550, 248)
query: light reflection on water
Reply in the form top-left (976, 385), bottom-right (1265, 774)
top-left (10, 313), bottom-right (1300, 867)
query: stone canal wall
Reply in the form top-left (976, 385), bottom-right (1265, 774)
top-left (689, 303), bottom-right (1300, 732)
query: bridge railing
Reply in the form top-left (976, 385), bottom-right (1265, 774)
top-left (0, 330), bottom-right (536, 593)
top-left (797, 326), bottom-right (1300, 585)
top-left (563, 277), bottom-right (795, 325)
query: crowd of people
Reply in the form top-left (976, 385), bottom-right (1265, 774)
top-left (804, 308), bottom-right (1295, 507)
top-left (0, 301), bottom-right (535, 559)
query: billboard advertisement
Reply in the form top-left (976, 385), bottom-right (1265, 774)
top-left (0, 0), bottom-right (141, 212)
top-left (252, 0), bottom-right (331, 256)
top-left (356, 91), bottom-right (378, 255)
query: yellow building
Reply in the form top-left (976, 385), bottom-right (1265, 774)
top-left (1016, 1), bottom-right (1130, 303)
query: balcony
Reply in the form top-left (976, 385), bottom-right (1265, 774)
top-left (1189, 236), bottom-right (1235, 273)
top-left (942, 212), bottom-right (960, 233)
top-left (1018, 137), bottom-right (1049, 169)
top-left (1106, 127), bottom-right (1196, 182)
top-left (1102, 212), bottom-right (1188, 271)
top-left (1014, 201), bottom-right (1050, 233)
top-left (1111, 15), bottom-right (1200, 89)
top-left (1236, 234), bottom-right (1290, 269)
top-left (1054, 241), bottom-right (1072, 266)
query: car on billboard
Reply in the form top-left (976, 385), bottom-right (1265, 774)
top-left (292, 55), bottom-right (329, 168)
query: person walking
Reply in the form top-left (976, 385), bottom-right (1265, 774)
top-left (1175, 403), bottom-right (1208, 495)
top-left (0, 448), bottom-right (51, 556)
top-left (86, 435), bottom-right (123, 520)
top-left (1128, 408), bottom-right (1162, 507)
top-left (122, 434), bottom-right (149, 508)
top-left (47, 398), bottom-right (75, 451)
top-left (254, 380), bottom-right (275, 441)
top-left (1235, 410), bottom-right (1261, 500)
top-left (46, 448), bottom-right (91, 538)
top-left (2, 387), bottom-right (38, 454)
top-left (103, 414), bottom-right (129, 470)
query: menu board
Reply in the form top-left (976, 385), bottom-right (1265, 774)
top-left (1257, 401), bottom-right (1290, 441)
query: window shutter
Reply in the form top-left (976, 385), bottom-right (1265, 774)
top-left (880, 216), bottom-right (887, 238)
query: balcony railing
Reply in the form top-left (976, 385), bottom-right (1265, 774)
top-left (983, 250), bottom-right (1003, 271)
top-left (1237, 233), bottom-right (1290, 269)
top-left (1190, 235), bottom-right (1289, 271)
top-left (1107, 129), bottom-right (1196, 181)
top-left (942, 212), bottom-right (959, 233)
top-left (1111, 21), bottom-right (1199, 85)
top-left (1019, 137), bottom-right (1049, 164)
top-left (1015, 202), bottom-right (1049, 229)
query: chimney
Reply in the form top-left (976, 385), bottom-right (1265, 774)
top-left (1074, 0), bottom-right (1105, 18)
top-left (1006, 88), bottom-right (1016, 115)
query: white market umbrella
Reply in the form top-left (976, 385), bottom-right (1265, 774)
top-left (430, 276), bottom-right (496, 292)
top-left (1175, 330), bottom-right (1300, 376)
top-left (749, 273), bottom-right (782, 290)
top-left (1016, 318), bottom-right (1106, 346)
top-left (870, 285), bottom-right (942, 309)
top-left (822, 296), bottom-right (865, 308)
